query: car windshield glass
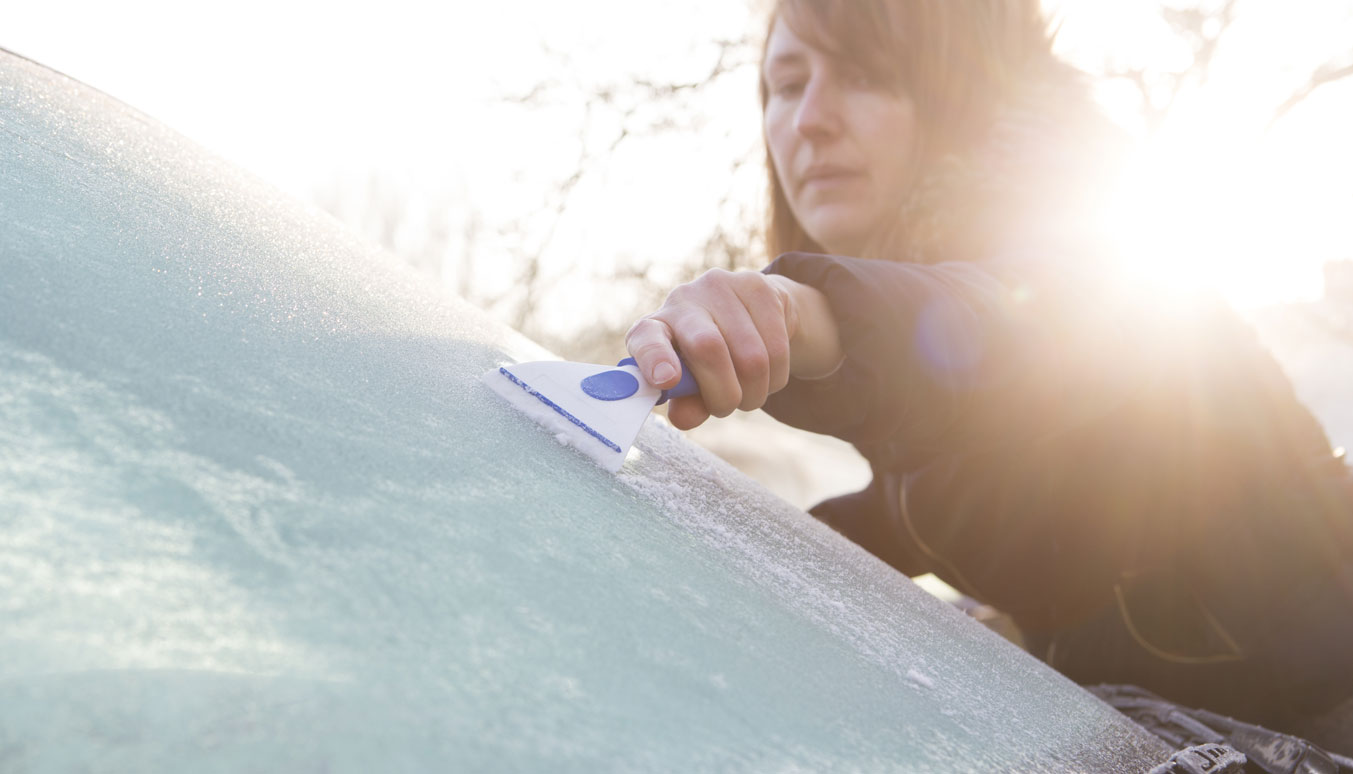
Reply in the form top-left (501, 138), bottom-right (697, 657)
top-left (0, 50), bottom-right (1169, 771)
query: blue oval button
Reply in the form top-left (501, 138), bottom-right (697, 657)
top-left (580, 369), bottom-right (640, 401)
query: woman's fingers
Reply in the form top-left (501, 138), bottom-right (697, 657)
top-left (703, 294), bottom-right (771, 413)
top-left (626, 303), bottom-right (741, 416)
top-left (626, 303), bottom-right (742, 419)
top-left (625, 269), bottom-right (798, 425)
top-left (674, 270), bottom-right (783, 416)
top-left (625, 315), bottom-right (721, 430)
top-left (732, 272), bottom-right (793, 398)
top-left (665, 395), bottom-right (711, 431)
top-left (625, 317), bottom-right (682, 388)
top-left (668, 305), bottom-right (742, 418)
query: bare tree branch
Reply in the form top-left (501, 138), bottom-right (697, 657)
top-left (1104, 0), bottom-right (1239, 135)
top-left (483, 29), bottom-right (762, 350)
top-left (1268, 57), bottom-right (1353, 131)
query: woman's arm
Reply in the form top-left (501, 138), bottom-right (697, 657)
top-left (627, 249), bottom-right (1141, 457)
top-left (760, 249), bottom-right (1147, 463)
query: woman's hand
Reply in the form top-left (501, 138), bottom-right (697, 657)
top-left (625, 269), bottom-right (843, 430)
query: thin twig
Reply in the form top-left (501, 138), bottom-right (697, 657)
top-left (1268, 60), bottom-right (1353, 131)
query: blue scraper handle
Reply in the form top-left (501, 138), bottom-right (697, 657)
top-left (616, 356), bottom-right (698, 405)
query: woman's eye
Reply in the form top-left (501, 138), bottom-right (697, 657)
top-left (841, 61), bottom-right (898, 92)
top-left (771, 80), bottom-right (805, 98)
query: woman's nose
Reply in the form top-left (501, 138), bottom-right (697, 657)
top-left (793, 78), bottom-right (843, 140)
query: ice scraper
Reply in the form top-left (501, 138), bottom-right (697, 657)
top-left (482, 356), bottom-right (698, 472)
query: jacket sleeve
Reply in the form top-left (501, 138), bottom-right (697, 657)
top-left (761, 249), bottom-right (1143, 470)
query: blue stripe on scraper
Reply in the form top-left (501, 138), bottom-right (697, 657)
top-left (498, 367), bottom-right (624, 454)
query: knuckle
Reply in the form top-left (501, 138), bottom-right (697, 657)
top-left (623, 318), bottom-right (650, 344)
top-left (731, 268), bottom-right (765, 288)
top-left (735, 270), bottom-right (775, 297)
top-left (710, 388), bottom-right (742, 418)
top-left (763, 333), bottom-right (790, 364)
top-left (683, 329), bottom-right (727, 360)
top-left (737, 348), bottom-right (771, 381)
top-left (690, 268), bottom-right (733, 292)
top-left (624, 318), bottom-right (667, 350)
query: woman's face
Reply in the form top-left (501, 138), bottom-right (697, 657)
top-left (763, 17), bottom-right (919, 257)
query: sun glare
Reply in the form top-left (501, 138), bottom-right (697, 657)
top-left (1102, 113), bottom-right (1345, 309)
top-left (1050, 0), bottom-right (1353, 310)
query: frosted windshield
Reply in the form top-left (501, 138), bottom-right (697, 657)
top-left (0, 51), bottom-right (1169, 772)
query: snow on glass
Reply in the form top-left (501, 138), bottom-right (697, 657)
top-left (0, 51), bottom-right (1170, 772)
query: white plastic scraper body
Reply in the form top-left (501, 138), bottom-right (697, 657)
top-left (482, 360), bottom-right (663, 472)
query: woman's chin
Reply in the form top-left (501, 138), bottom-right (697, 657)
top-left (795, 203), bottom-right (882, 257)
top-left (801, 222), bottom-right (872, 257)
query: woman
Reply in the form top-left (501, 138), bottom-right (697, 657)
top-left (625, 0), bottom-right (1353, 744)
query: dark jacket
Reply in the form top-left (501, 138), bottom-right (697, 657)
top-left (757, 64), bottom-right (1353, 712)
top-left (764, 250), bottom-right (1351, 631)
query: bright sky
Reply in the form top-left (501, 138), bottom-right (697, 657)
top-left (4, 1), bottom-right (1352, 313)
top-left (1, 1), bottom-right (749, 198)
top-left (1049, 0), bottom-right (1353, 306)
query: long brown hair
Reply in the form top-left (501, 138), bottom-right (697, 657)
top-left (760, 0), bottom-right (1058, 260)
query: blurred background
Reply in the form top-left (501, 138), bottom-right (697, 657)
top-left (4, 0), bottom-right (1352, 513)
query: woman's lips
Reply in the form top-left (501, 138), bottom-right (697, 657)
top-left (799, 166), bottom-right (863, 193)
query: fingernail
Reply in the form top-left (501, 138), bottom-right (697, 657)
top-left (652, 362), bottom-right (676, 384)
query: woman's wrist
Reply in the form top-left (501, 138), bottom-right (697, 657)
top-left (766, 273), bottom-right (844, 379)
